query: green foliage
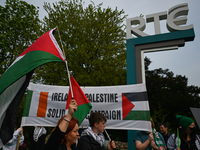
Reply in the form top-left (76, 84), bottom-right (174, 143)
top-left (0, 0), bottom-right (41, 77)
top-left (31, 0), bottom-right (127, 86)
top-left (2, 0), bottom-right (200, 143)
top-left (145, 57), bottom-right (200, 132)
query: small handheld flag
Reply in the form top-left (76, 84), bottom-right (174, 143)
top-left (66, 76), bottom-right (92, 124)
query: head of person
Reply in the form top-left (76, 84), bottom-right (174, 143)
top-left (159, 122), bottom-right (168, 134)
top-left (176, 115), bottom-right (197, 135)
top-left (89, 112), bottom-right (107, 134)
top-left (53, 116), bottom-right (79, 146)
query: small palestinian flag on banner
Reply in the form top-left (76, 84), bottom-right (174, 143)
top-left (122, 91), bottom-right (150, 121)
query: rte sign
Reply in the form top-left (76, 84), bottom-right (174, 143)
top-left (126, 3), bottom-right (194, 38)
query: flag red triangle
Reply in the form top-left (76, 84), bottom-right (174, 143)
top-left (66, 86), bottom-right (72, 109)
top-left (66, 76), bottom-right (91, 109)
top-left (65, 76), bottom-right (92, 125)
top-left (19, 28), bottom-right (65, 61)
top-left (122, 93), bottom-right (135, 119)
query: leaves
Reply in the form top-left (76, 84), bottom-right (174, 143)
top-left (0, 0), bottom-right (41, 77)
top-left (32, 0), bottom-right (127, 86)
top-left (145, 57), bottom-right (200, 131)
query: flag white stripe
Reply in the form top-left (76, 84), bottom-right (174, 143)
top-left (49, 28), bottom-right (65, 61)
top-left (6, 55), bottom-right (24, 71)
top-left (0, 75), bottom-right (26, 126)
top-left (131, 101), bottom-right (150, 111)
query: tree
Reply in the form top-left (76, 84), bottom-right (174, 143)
top-left (145, 57), bottom-right (200, 131)
top-left (32, 0), bottom-right (127, 86)
top-left (0, 0), bottom-right (41, 77)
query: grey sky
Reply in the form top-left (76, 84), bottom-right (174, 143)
top-left (1, 0), bottom-right (200, 87)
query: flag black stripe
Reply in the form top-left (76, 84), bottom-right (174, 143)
top-left (123, 91), bottom-right (148, 101)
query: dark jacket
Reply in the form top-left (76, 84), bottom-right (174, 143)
top-left (162, 131), bottom-right (172, 150)
top-left (43, 126), bottom-right (78, 150)
top-left (29, 127), bottom-right (46, 150)
top-left (179, 134), bottom-right (199, 150)
top-left (167, 133), bottom-right (200, 150)
top-left (77, 135), bottom-right (105, 150)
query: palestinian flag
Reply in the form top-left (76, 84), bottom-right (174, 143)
top-left (66, 76), bottom-right (92, 125)
top-left (0, 28), bottom-right (65, 146)
top-left (122, 91), bottom-right (150, 121)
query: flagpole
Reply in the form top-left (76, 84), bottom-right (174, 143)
top-left (16, 134), bottom-right (21, 150)
top-left (56, 26), bottom-right (74, 98)
top-left (104, 129), bottom-right (111, 141)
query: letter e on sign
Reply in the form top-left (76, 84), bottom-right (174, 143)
top-left (167, 3), bottom-right (193, 32)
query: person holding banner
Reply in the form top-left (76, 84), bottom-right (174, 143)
top-left (167, 115), bottom-right (200, 150)
top-left (134, 118), bottom-right (166, 150)
top-left (3, 126), bottom-right (24, 150)
top-left (77, 112), bottom-right (117, 150)
top-left (44, 99), bottom-right (79, 150)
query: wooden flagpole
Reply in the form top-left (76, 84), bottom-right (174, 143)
top-left (56, 27), bottom-right (74, 98)
top-left (16, 134), bottom-right (21, 150)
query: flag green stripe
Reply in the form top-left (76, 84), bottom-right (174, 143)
top-left (73, 103), bottom-right (92, 125)
top-left (88, 102), bottom-right (92, 107)
top-left (0, 51), bottom-right (63, 95)
top-left (22, 90), bottom-right (33, 117)
top-left (124, 111), bottom-right (150, 121)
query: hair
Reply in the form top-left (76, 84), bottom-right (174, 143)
top-left (159, 122), bottom-right (168, 128)
top-left (89, 112), bottom-right (107, 127)
top-left (51, 116), bottom-right (79, 145)
top-left (151, 117), bottom-right (155, 128)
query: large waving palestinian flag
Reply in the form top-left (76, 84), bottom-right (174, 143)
top-left (0, 28), bottom-right (65, 147)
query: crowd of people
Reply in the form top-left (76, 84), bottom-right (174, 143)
top-left (134, 115), bottom-right (200, 150)
top-left (1, 99), bottom-right (199, 150)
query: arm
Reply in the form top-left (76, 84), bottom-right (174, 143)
top-left (135, 132), bottom-right (154, 150)
top-left (150, 140), bottom-right (159, 150)
top-left (6, 127), bottom-right (23, 144)
top-left (44, 126), bottom-right (65, 150)
top-left (58, 99), bottom-right (77, 132)
top-left (135, 139), bottom-right (151, 150)
top-left (167, 134), bottom-right (179, 150)
top-left (44, 99), bottom-right (77, 150)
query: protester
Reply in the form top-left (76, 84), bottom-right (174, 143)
top-left (77, 112), bottom-right (117, 150)
top-left (29, 126), bottom-right (47, 150)
top-left (3, 126), bottom-right (24, 150)
top-left (167, 115), bottom-right (200, 150)
top-left (134, 117), bottom-right (166, 150)
top-left (159, 122), bottom-right (172, 149)
top-left (44, 99), bottom-right (79, 150)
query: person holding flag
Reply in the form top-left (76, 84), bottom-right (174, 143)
top-left (3, 126), bottom-right (24, 150)
top-left (44, 99), bottom-right (79, 150)
top-left (167, 115), bottom-right (200, 150)
top-left (77, 112), bottom-right (117, 150)
top-left (134, 118), bottom-right (166, 150)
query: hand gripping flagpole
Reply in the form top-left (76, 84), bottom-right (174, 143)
top-left (56, 27), bottom-right (74, 98)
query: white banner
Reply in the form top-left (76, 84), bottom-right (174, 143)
top-left (21, 83), bottom-right (151, 131)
